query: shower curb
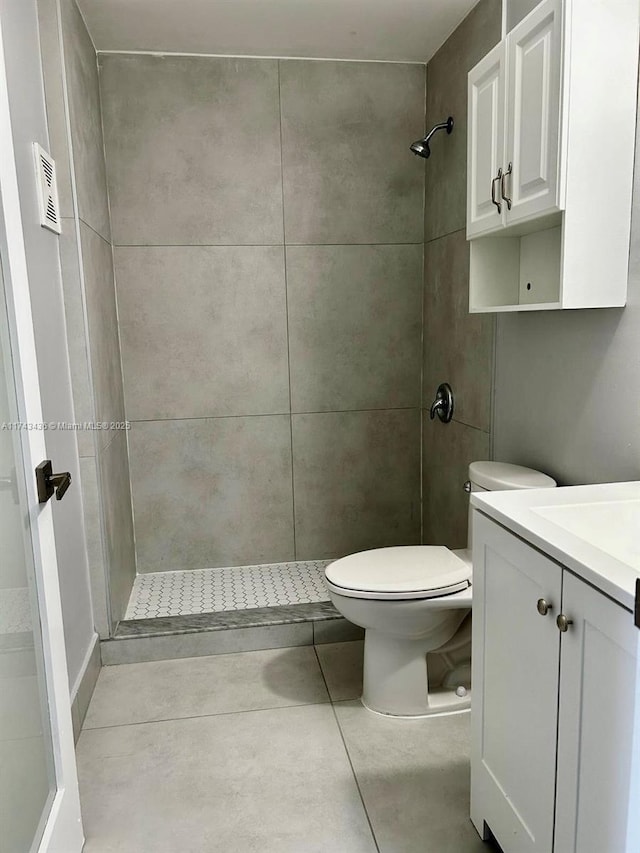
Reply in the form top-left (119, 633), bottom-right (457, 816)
top-left (100, 602), bottom-right (363, 665)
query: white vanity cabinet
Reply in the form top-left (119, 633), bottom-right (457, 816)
top-left (466, 0), bottom-right (639, 311)
top-left (471, 511), bottom-right (639, 853)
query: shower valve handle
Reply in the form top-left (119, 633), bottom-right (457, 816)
top-left (429, 383), bottom-right (454, 424)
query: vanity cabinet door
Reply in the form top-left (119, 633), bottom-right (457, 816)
top-left (554, 572), bottom-right (638, 853)
top-left (471, 512), bottom-right (562, 853)
top-left (467, 42), bottom-right (506, 238)
top-left (504, 0), bottom-right (562, 226)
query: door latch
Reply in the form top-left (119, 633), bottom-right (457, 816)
top-left (35, 460), bottom-right (71, 503)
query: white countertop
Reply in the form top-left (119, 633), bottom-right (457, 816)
top-left (471, 481), bottom-right (640, 612)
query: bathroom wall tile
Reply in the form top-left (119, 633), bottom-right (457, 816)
top-left (280, 60), bottom-right (425, 245)
top-left (99, 54), bottom-right (283, 246)
top-left (77, 706), bottom-right (377, 852)
top-left (315, 641), bottom-right (364, 702)
top-left (79, 222), bottom-right (125, 450)
top-left (115, 246), bottom-right (289, 420)
top-left (58, 219), bottom-right (94, 457)
top-left (36, 0), bottom-right (73, 218)
top-left (79, 456), bottom-right (109, 637)
top-left (292, 409), bottom-right (421, 560)
top-left (424, 0), bottom-right (502, 242)
top-left (334, 700), bottom-right (486, 852)
top-left (423, 230), bottom-right (494, 432)
top-left (99, 430), bottom-right (136, 627)
top-left (129, 416), bottom-right (294, 572)
top-left (60, 0), bottom-right (111, 241)
top-left (287, 245), bottom-right (422, 412)
top-left (422, 416), bottom-right (490, 549)
top-left (100, 622), bottom-right (313, 665)
top-left (85, 647), bottom-right (328, 728)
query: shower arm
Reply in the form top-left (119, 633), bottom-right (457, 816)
top-left (423, 116), bottom-right (454, 146)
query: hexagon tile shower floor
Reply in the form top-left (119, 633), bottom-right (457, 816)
top-left (125, 560), bottom-right (333, 619)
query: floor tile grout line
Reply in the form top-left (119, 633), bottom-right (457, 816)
top-left (313, 646), bottom-right (381, 853)
top-left (81, 697), bottom-right (334, 735)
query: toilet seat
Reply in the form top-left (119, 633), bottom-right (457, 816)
top-left (325, 546), bottom-right (471, 600)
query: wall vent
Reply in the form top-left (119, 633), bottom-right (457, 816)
top-left (33, 143), bottom-right (61, 235)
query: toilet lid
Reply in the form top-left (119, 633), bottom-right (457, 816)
top-left (325, 546), bottom-right (471, 600)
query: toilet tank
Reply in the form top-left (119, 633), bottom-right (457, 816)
top-left (466, 461), bottom-right (557, 553)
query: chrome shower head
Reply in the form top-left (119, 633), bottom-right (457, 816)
top-left (410, 138), bottom-right (431, 158)
top-left (410, 116), bottom-right (454, 159)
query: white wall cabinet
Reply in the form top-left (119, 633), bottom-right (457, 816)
top-left (467, 43), bottom-right (506, 237)
top-left (466, 0), bottom-right (639, 311)
top-left (471, 511), bottom-right (639, 853)
top-left (468, 0), bottom-right (561, 239)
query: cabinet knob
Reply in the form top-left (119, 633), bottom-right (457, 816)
top-left (556, 614), bottom-right (573, 633)
top-left (537, 598), bottom-right (552, 616)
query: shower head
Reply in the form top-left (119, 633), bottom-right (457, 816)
top-left (410, 116), bottom-right (454, 159)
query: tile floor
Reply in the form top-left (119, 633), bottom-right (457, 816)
top-left (125, 561), bottom-right (333, 620)
top-left (77, 640), bottom-right (487, 852)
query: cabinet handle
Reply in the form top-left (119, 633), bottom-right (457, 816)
top-left (537, 598), bottom-right (552, 616)
top-left (491, 168), bottom-right (503, 214)
top-left (556, 614), bottom-right (573, 633)
top-left (501, 162), bottom-right (512, 210)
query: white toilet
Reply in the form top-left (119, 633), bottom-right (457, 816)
top-left (325, 461), bottom-right (557, 718)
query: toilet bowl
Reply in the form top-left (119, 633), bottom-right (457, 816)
top-left (325, 461), bottom-right (557, 718)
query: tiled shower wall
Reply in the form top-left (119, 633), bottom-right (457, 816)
top-left (99, 56), bottom-right (426, 572)
top-left (421, 0), bottom-right (501, 548)
top-left (38, 0), bottom-right (136, 633)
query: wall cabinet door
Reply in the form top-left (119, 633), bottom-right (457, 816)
top-left (467, 42), bottom-right (506, 238)
top-left (554, 572), bottom-right (638, 853)
top-left (471, 513), bottom-right (562, 852)
top-left (505, 0), bottom-right (562, 225)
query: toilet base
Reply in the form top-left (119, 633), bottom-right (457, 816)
top-left (361, 629), bottom-right (471, 717)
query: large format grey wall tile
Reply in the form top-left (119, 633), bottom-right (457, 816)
top-left (423, 230), bottom-right (493, 432)
top-left (292, 409), bottom-right (420, 560)
top-left (99, 430), bottom-right (136, 627)
top-left (115, 246), bottom-right (289, 420)
top-left (58, 219), bottom-right (94, 457)
top-left (129, 416), bottom-right (295, 572)
top-left (60, 0), bottom-right (111, 241)
top-left (424, 0), bottom-right (501, 242)
top-left (99, 54), bottom-right (283, 246)
top-left (280, 60), bottom-right (425, 245)
top-left (79, 456), bottom-right (109, 637)
top-left (422, 416), bottom-right (489, 549)
top-left (287, 245), bottom-right (422, 412)
top-left (79, 222), bottom-right (125, 449)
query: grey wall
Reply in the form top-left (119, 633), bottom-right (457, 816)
top-left (493, 125), bottom-right (640, 485)
top-left (99, 54), bottom-right (426, 570)
top-left (38, 0), bottom-right (135, 634)
top-left (422, 0), bottom-right (502, 548)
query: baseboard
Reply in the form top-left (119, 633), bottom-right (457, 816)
top-left (70, 632), bottom-right (101, 743)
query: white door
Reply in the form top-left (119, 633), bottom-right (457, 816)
top-left (554, 573), bottom-right (638, 853)
top-left (471, 512), bottom-right (561, 852)
top-left (504, 0), bottom-right (562, 226)
top-left (467, 42), bottom-right (506, 238)
top-left (0, 11), bottom-right (83, 853)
